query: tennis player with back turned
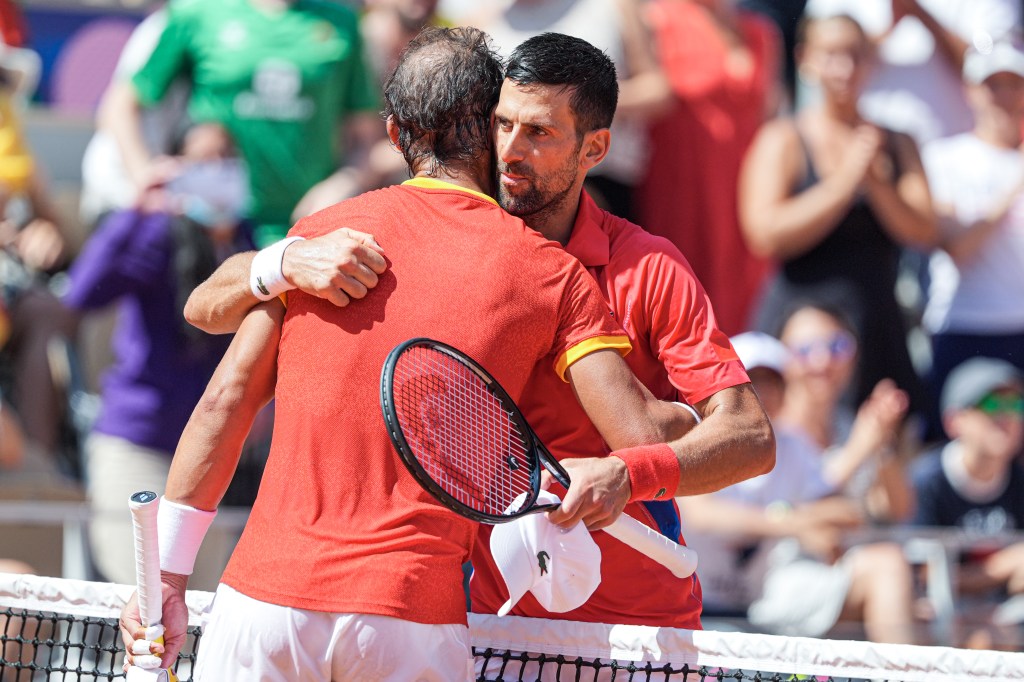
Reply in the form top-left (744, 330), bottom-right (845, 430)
top-left (118, 27), bottom-right (730, 680)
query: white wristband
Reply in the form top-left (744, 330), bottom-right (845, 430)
top-left (673, 402), bottom-right (702, 424)
top-left (157, 497), bottom-right (217, 576)
top-left (250, 236), bottom-right (305, 301)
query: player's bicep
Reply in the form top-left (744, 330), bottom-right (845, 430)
top-left (566, 349), bottom-right (695, 450)
top-left (550, 259), bottom-right (627, 372)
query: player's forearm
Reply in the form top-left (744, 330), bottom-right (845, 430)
top-left (670, 383), bottom-right (775, 496)
top-left (184, 251), bottom-right (259, 334)
top-left (166, 303), bottom-right (282, 509)
top-left (567, 349), bottom-right (697, 450)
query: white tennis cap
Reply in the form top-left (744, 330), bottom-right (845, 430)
top-left (730, 331), bottom-right (790, 375)
top-left (964, 38), bottom-right (1024, 84)
top-left (491, 490), bottom-right (602, 617)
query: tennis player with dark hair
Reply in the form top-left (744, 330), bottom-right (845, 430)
top-left (467, 32), bottom-right (772, 629)
top-left (119, 27), bottom-right (712, 680)
top-left (183, 30), bottom-right (775, 632)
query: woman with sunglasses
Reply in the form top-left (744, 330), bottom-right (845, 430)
top-left (776, 303), bottom-right (916, 525)
top-left (739, 14), bottom-right (937, 420)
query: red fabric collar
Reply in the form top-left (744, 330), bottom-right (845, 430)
top-left (564, 191), bottom-right (610, 269)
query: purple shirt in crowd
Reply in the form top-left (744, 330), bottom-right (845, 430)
top-left (63, 210), bottom-right (247, 455)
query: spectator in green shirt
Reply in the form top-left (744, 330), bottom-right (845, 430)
top-left (101, 0), bottom-right (382, 248)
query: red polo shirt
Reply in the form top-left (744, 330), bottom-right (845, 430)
top-left (221, 180), bottom-right (630, 625)
top-left (470, 191), bottom-right (749, 628)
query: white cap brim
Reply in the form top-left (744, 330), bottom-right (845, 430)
top-left (491, 490), bottom-right (602, 617)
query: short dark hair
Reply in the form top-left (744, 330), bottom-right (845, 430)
top-left (383, 26), bottom-right (503, 174)
top-left (505, 33), bottom-right (618, 136)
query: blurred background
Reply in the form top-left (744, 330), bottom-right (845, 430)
top-left (2, 0), bottom-right (1024, 652)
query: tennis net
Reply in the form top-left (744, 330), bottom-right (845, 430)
top-left (1, 573), bottom-right (1022, 681)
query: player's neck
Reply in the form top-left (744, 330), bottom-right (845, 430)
top-left (522, 190), bottom-right (583, 247)
top-left (410, 161), bottom-right (494, 198)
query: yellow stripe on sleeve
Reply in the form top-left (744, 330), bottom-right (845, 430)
top-left (553, 335), bottom-right (632, 382)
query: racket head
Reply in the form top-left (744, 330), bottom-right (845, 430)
top-left (380, 338), bottom-right (552, 523)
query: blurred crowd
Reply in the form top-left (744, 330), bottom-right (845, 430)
top-left (1, 0), bottom-right (1023, 650)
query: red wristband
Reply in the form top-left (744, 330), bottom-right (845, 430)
top-left (611, 443), bottom-right (680, 502)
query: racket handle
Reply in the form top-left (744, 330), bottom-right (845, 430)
top-left (125, 667), bottom-right (172, 682)
top-left (603, 514), bottom-right (698, 579)
top-left (129, 491), bottom-right (163, 629)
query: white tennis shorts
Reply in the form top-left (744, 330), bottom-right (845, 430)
top-left (195, 584), bottom-right (474, 681)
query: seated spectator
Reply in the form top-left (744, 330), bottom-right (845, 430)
top-left (680, 330), bottom-right (917, 642)
top-left (777, 303), bottom-right (917, 524)
top-left (920, 39), bottom-right (1024, 436)
top-left (911, 357), bottom-right (1024, 648)
top-left (740, 12), bottom-right (937, 419)
top-left (62, 122), bottom-right (252, 590)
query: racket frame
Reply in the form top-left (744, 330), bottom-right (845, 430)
top-left (381, 337), bottom-right (559, 524)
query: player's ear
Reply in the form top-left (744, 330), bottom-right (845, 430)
top-left (386, 116), bottom-right (402, 151)
top-left (579, 128), bottom-right (610, 171)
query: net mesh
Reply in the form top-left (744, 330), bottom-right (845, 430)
top-left (392, 344), bottom-right (535, 517)
top-left (1, 574), bottom-right (1023, 682)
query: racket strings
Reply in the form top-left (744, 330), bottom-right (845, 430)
top-left (393, 347), bottom-right (535, 516)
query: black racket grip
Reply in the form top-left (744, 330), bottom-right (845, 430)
top-left (538, 443), bottom-right (572, 489)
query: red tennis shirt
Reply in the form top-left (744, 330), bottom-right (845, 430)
top-left (470, 191), bottom-right (749, 628)
top-left (220, 179), bottom-right (630, 625)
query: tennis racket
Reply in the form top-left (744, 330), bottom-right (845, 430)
top-left (126, 491), bottom-right (177, 682)
top-left (380, 338), bottom-right (698, 579)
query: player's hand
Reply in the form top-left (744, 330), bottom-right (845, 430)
top-left (547, 456), bottom-right (631, 531)
top-left (119, 573), bottom-right (188, 671)
top-left (281, 228), bottom-right (387, 307)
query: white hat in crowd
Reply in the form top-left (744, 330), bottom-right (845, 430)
top-left (491, 490), bottom-right (602, 617)
top-left (964, 36), bottom-right (1024, 85)
top-left (730, 331), bottom-right (790, 375)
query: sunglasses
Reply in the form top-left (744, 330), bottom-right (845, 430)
top-left (789, 332), bottom-right (856, 363)
top-left (975, 393), bottom-right (1024, 417)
